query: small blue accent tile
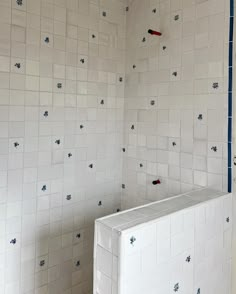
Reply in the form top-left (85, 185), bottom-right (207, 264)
top-left (228, 92), bottom-right (233, 117)
top-left (229, 17), bottom-right (234, 42)
top-left (228, 118), bottom-right (232, 141)
top-left (230, 0), bottom-right (234, 17)
top-left (228, 41), bottom-right (233, 67)
top-left (228, 143), bottom-right (232, 167)
top-left (228, 67), bottom-right (233, 92)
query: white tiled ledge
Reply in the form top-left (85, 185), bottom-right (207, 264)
top-left (94, 188), bottom-right (232, 294)
top-left (96, 188), bottom-right (231, 234)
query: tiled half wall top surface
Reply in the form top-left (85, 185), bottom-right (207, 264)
top-left (122, 0), bottom-right (231, 209)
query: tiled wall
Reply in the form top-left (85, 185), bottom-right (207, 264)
top-left (0, 0), bottom-right (126, 293)
top-left (0, 0), bottom-right (234, 292)
top-left (122, 0), bottom-right (230, 208)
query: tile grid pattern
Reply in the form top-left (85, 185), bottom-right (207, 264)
top-left (122, 0), bottom-right (230, 209)
top-left (0, 0), bottom-right (126, 293)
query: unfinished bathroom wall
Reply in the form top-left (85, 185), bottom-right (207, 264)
top-left (0, 0), bottom-right (126, 293)
top-left (122, 0), bottom-right (230, 208)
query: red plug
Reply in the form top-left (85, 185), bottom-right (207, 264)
top-left (148, 29), bottom-right (162, 36)
top-left (152, 179), bottom-right (161, 185)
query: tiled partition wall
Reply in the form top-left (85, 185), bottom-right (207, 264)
top-left (122, 0), bottom-right (230, 208)
top-left (94, 189), bottom-right (232, 294)
top-left (0, 0), bottom-right (126, 293)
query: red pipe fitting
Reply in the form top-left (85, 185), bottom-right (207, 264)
top-left (148, 29), bottom-right (162, 36)
top-left (152, 179), bottom-right (161, 185)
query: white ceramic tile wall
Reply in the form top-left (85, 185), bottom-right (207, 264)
top-left (94, 189), bottom-right (232, 294)
top-left (0, 0), bottom-right (126, 293)
top-left (0, 0), bottom-right (234, 292)
top-left (122, 0), bottom-right (230, 209)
